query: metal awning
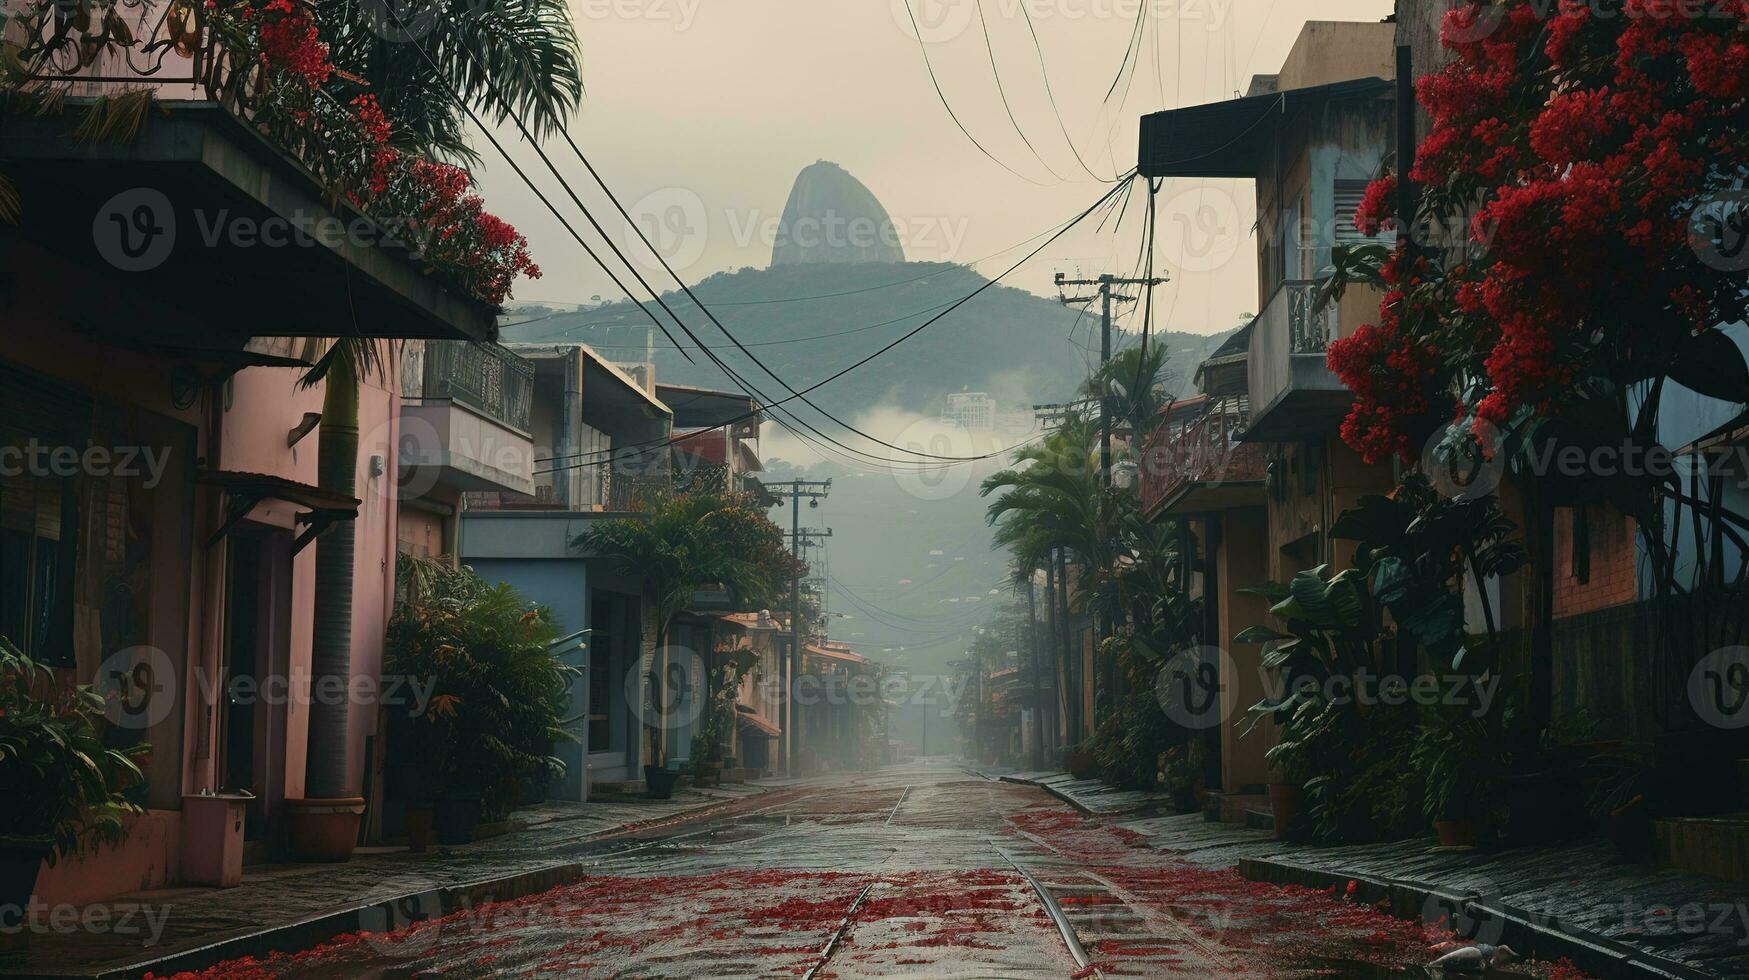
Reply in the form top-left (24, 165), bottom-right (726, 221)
top-left (1138, 78), bottom-right (1391, 178)
top-left (197, 470), bottom-right (361, 555)
top-left (735, 706), bottom-right (781, 738)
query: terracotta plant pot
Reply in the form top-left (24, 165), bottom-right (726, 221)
top-left (433, 797), bottom-right (482, 845)
top-left (1267, 783), bottom-right (1300, 840)
top-left (405, 804), bottom-right (434, 854)
top-left (1434, 819), bottom-right (1475, 847)
top-left (285, 798), bottom-right (365, 863)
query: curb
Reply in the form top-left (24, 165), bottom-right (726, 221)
top-left (1237, 858), bottom-right (1717, 980)
top-left (997, 774), bottom-right (1096, 816)
top-left (7, 789), bottom-right (774, 980)
top-left (1003, 772), bottom-right (1724, 980)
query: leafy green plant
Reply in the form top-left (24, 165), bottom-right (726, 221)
top-left (386, 556), bottom-right (578, 819)
top-left (692, 645), bottom-right (758, 770)
top-left (0, 638), bottom-right (148, 864)
top-left (1158, 739), bottom-right (1201, 799)
top-left (1087, 633), bottom-right (1189, 790)
top-left (579, 491), bottom-right (801, 766)
top-left (1412, 707), bottom-right (1501, 825)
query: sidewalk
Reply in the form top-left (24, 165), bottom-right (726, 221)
top-left (0, 780), bottom-right (793, 980)
top-left (992, 770), bottom-right (1749, 980)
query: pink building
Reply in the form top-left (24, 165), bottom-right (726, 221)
top-left (3, 95), bottom-right (507, 908)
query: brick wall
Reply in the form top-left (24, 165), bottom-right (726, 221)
top-left (1553, 504), bottom-right (1638, 618)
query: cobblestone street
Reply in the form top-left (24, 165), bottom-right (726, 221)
top-left (152, 762), bottom-right (1590, 979)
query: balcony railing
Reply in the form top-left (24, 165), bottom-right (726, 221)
top-left (605, 472), bottom-right (674, 511)
top-left (1140, 396), bottom-right (1269, 515)
top-left (420, 342), bottom-right (534, 433)
top-left (1284, 280), bottom-right (1337, 353)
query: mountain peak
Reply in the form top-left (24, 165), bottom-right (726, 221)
top-left (771, 161), bottom-right (905, 267)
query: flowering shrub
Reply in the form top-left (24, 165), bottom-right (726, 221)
top-left (211, 0), bottom-right (539, 304)
top-left (1326, 0), bottom-right (1749, 464)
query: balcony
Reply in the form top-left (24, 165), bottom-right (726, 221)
top-left (399, 343), bottom-right (536, 497)
top-left (1245, 280), bottom-right (1352, 442)
top-left (1141, 397), bottom-right (1269, 519)
top-left (2, 1), bottom-right (496, 346)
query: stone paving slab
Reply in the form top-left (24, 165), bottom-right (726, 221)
top-left (991, 769), bottom-right (1174, 817)
top-left (1002, 771), bottom-right (1749, 980)
top-left (0, 782), bottom-right (780, 980)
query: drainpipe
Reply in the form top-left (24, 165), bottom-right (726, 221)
top-left (557, 351), bottom-right (580, 508)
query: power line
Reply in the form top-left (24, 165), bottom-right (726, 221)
top-left (896, 0), bottom-right (1059, 187)
top-left (417, 22), bottom-right (993, 471)
top-left (1016, 0), bottom-right (1116, 184)
top-left (533, 177), bottom-right (1135, 475)
top-left (972, 0), bottom-right (1068, 183)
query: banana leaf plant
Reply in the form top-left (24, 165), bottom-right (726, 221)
top-left (1328, 475), bottom-right (1526, 677)
top-left (1235, 562), bottom-right (1379, 733)
top-left (0, 638), bottom-right (149, 864)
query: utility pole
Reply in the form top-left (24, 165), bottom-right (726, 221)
top-left (1055, 272), bottom-right (1167, 485)
top-left (1026, 573), bottom-right (1046, 770)
top-left (768, 479), bottom-right (830, 777)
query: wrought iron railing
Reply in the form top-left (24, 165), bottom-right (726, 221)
top-left (13, 0), bottom-right (211, 90)
top-left (1140, 396), bottom-right (1269, 515)
top-left (603, 470), bottom-right (673, 511)
top-left (420, 341), bottom-right (534, 433)
top-left (1283, 279), bottom-right (1337, 353)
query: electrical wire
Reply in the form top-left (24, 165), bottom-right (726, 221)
top-left (971, 0), bottom-right (1067, 183)
top-left (1015, 0), bottom-right (1116, 184)
top-left (533, 178), bottom-right (1135, 475)
top-left (417, 21), bottom-right (1020, 470)
top-left (896, 0), bottom-right (1059, 187)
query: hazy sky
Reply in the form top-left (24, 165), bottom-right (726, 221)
top-left (477, 0), bottom-right (1395, 337)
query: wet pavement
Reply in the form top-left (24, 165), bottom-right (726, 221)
top-left (154, 761), bottom-right (1595, 979)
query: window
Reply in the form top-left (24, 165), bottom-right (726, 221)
top-left (1336, 178), bottom-right (1394, 244)
top-left (0, 448), bottom-right (77, 666)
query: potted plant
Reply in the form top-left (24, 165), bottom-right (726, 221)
top-left (0, 639), bottom-right (149, 926)
top-left (1262, 730), bottom-right (1310, 840)
top-left (1158, 743), bottom-right (1201, 813)
top-left (1414, 708), bottom-right (1499, 848)
top-left (386, 557), bottom-right (578, 846)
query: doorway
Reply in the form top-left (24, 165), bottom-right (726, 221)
top-left (219, 526), bottom-right (291, 842)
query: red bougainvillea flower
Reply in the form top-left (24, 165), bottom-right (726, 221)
top-left (1326, 0), bottom-right (1749, 462)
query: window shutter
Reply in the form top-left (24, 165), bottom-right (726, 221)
top-left (1335, 179), bottom-right (1391, 243)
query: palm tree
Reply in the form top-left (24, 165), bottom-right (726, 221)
top-left (983, 409), bottom-right (1202, 742)
top-left (300, 341), bottom-right (369, 804)
top-left (291, 1), bottom-right (581, 838)
top-left (1082, 344), bottom-right (1174, 454)
top-left (322, 0), bottom-right (583, 164)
